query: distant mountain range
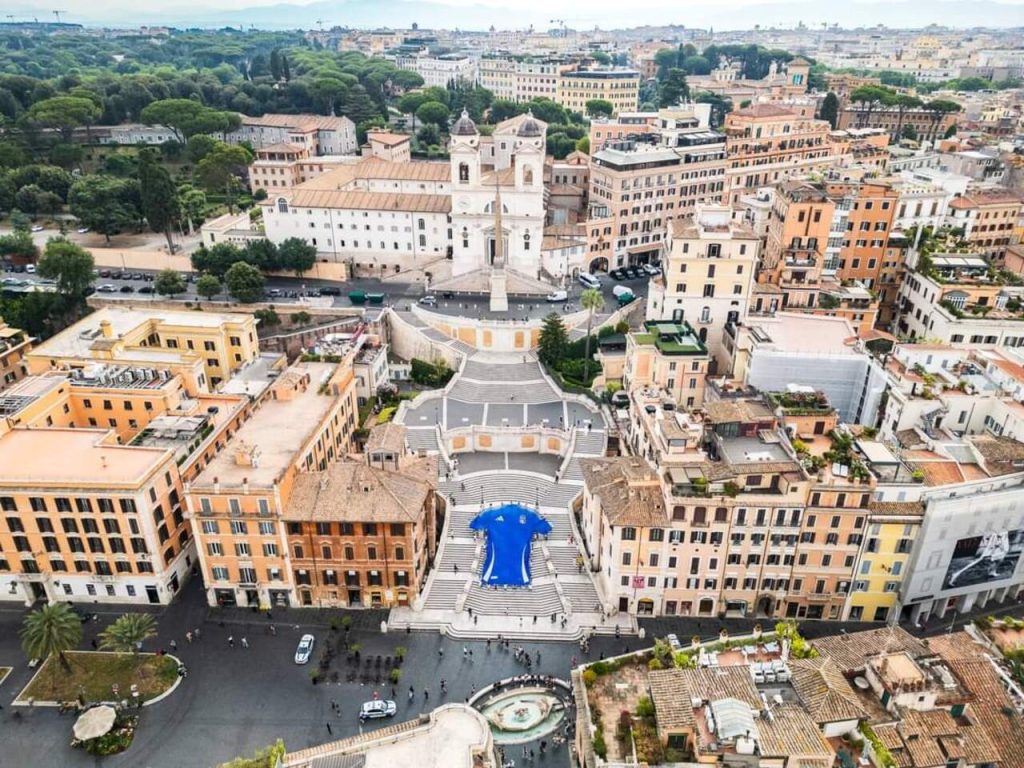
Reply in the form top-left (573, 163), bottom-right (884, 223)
top-left (10, 0), bottom-right (1024, 31)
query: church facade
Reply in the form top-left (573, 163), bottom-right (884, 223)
top-left (258, 112), bottom-right (549, 281)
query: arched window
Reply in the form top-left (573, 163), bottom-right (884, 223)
top-left (700, 306), bottom-right (711, 323)
top-left (458, 163), bottom-right (469, 182)
top-left (321, 544), bottom-right (332, 560)
top-left (523, 165), bottom-right (534, 184)
top-left (276, 197), bottom-right (289, 213)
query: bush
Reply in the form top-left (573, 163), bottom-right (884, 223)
top-left (592, 730), bottom-right (607, 759)
top-left (389, 668), bottom-right (402, 684)
top-left (647, 657), bottom-right (663, 670)
top-left (582, 668), bottom-right (597, 687)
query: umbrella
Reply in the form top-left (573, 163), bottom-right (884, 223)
top-left (73, 705), bottom-right (117, 740)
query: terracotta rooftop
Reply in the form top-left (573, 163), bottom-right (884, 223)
top-left (756, 703), bottom-right (835, 761)
top-left (703, 398), bottom-right (775, 425)
top-left (969, 434), bottom-right (1024, 475)
top-left (240, 113), bottom-right (354, 130)
top-left (365, 422), bottom-right (407, 454)
top-left (728, 103), bottom-right (798, 119)
top-left (788, 657), bottom-right (868, 724)
top-left (367, 131), bottom-right (411, 146)
top-left (286, 457), bottom-right (436, 524)
top-left (949, 190), bottom-right (1022, 208)
top-left (286, 189), bottom-right (451, 214)
top-left (809, 626), bottom-right (928, 673)
top-left (578, 457), bottom-right (665, 528)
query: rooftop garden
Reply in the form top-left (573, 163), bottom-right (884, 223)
top-left (766, 390), bottom-right (833, 415)
top-left (637, 320), bottom-right (707, 355)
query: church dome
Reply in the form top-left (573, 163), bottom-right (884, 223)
top-left (518, 112), bottom-right (542, 138)
top-left (451, 109), bottom-right (478, 136)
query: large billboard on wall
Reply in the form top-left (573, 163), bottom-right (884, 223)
top-left (942, 529), bottom-right (1024, 590)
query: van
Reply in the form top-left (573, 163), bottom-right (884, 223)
top-left (578, 273), bottom-right (601, 289)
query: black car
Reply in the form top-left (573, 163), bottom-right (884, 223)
top-left (110, 270), bottom-right (124, 280)
top-left (319, 286), bottom-right (341, 296)
top-left (119, 285), bottom-right (135, 293)
top-left (138, 285), bottom-right (154, 294)
top-left (625, 266), bottom-right (640, 279)
top-left (610, 268), bottom-right (626, 280)
top-left (98, 269), bottom-right (111, 278)
top-left (441, 291), bottom-right (455, 299)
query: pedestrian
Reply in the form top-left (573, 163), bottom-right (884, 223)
top-left (441, 679), bottom-right (447, 693)
top-left (474, 615), bottom-right (478, 625)
top-left (540, 741), bottom-right (546, 754)
top-left (424, 689), bottom-right (429, 701)
top-left (468, 606), bottom-right (472, 618)
top-left (91, 638), bottom-right (98, 650)
top-left (522, 745), bottom-right (528, 759)
top-left (391, 686), bottom-right (397, 698)
top-left (454, 563), bottom-right (459, 573)
top-left (241, 637), bottom-right (249, 649)
top-left (533, 615), bottom-right (537, 624)
top-left (463, 646), bottom-right (469, 657)
top-left (487, 638), bottom-right (491, 649)
top-left (537, 651), bottom-right (542, 664)
top-left (469, 648), bottom-right (474, 658)
top-left (228, 635), bottom-right (234, 648)
top-left (530, 749), bottom-right (535, 760)
top-left (194, 627), bottom-right (201, 640)
top-left (326, 722), bottom-right (333, 735)
top-left (186, 631), bottom-right (193, 644)
top-left (331, 699), bottom-right (338, 711)
top-left (408, 686), bottom-right (415, 701)
top-left (570, 655), bottom-right (577, 667)
top-left (170, 639), bottom-right (177, 651)
top-left (438, 646), bottom-right (444, 658)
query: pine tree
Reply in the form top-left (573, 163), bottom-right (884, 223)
top-left (818, 92), bottom-right (839, 129)
top-left (538, 313), bottom-right (569, 367)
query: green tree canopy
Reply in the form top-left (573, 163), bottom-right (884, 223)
top-left (196, 143), bottom-right (252, 214)
top-left (585, 99), bottom-right (614, 118)
top-left (196, 273), bottom-right (222, 300)
top-left (37, 239), bottom-right (95, 299)
top-left (27, 96), bottom-right (101, 142)
top-left (68, 175), bottom-right (141, 243)
top-left (140, 99), bottom-right (241, 143)
top-left (538, 312), bottom-right (569, 366)
top-left (20, 603), bottom-right (82, 671)
top-left (154, 269), bottom-right (187, 297)
top-left (138, 149), bottom-right (181, 253)
top-left (192, 242), bottom-right (244, 277)
top-left (225, 261), bottom-right (265, 303)
top-left (99, 613), bottom-right (157, 653)
top-left (818, 92), bottom-right (839, 129)
top-left (278, 237), bottom-right (317, 277)
top-left (415, 101), bottom-right (450, 128)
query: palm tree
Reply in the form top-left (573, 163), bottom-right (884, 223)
top-left (21, 603), bottom-right (82, 673)
top-left (580, 287), bottom-right (605, 384)
top-left (99, 613), bottom-right (157, 653)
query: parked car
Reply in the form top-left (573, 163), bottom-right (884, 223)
top-left (24, 264), bottom-right (36, 274)
top-left (624, 266), bottom-right (640, 279)
top-left (97, 284), bottom-right (117, 293)
top-left (546, 290), bottom-right (568, 303)
top-left (138, 285), bottom-right (154, 294)
top-left (642, 263), bottom-right (661, 276)
top-left (267, 288), bottom-right (283, 298)
top-left (76, 227), bottom-right (90, 234)
top-left (119, 285), bottom-right (135, 293)
top-left (418, 295), bottom-right (438, 306)
top-left (578, 273), bottom-right (601, 289)
top-left (359, 699), bottom-right (397, 721)
top-left (666, 633), bottom-right (682, 652)
top-left (30, 225), bottom-right (44, 232)
top-left (294, 634), bottom-right (315, 664)
top-left (319, 286), bottom-right (341, 296)
top-left (98, 269), bottom-right (111, 278)
top-left (610, 268), bottom-right (626, 280)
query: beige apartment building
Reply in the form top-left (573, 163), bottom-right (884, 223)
top-left (623, 321), bottom-right (711, 410)
top-left (947, 190), bottom-right (1023, 262)
top-left (187, 361), bottom-right (359, 608)
top-left (27, 307), bottom-right (261, 392)
top-left (763, 181), bottom-right (835, 310)
top-left (724, 105), bottom-right (834, 204)
top-left (0, 316), bottom-right (32, 391)
top-left (645, 205), bottom-right (759, 371)
top-left (0, 427), bottom-right (195, 606)
top-left (557, 70), bottom-right (640, 115)
top-left (579, 391), bottom-right (881, 621)
top-left (248, 143), bottom-right (354, 194)
top-left (587, 133), bottom-right (727, 271)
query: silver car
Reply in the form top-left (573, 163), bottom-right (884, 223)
top-left (294, 634), bottom-right (315, 664)
top-left (359, 699), bottom-right (397, 721)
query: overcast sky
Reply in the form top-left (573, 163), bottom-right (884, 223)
top-left (9, 0), bottom-right (1024, 29)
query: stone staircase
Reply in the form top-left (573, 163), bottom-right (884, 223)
top-left (438, 473), bottom-right (582, 509)
top-left (464, 581), bottom-right (564, 617)
top-left (562, 580), bottom-right (603, 613)
top-left (572, 429), bottom-right (607, 456)
top-left (405, 427), bottom-right (440, 453)
top-left (447, 379), bottom-right (559, 404)
top-left (461, 359), bottom-right (544, 382)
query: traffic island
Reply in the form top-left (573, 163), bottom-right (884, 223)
top-left (14, 651), bottom-right (180, 707)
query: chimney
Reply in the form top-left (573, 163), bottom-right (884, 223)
top-left (213, 476), bottom-right (220, 494)
top-left (99, 319), bottom-right (113, 338)
top-left (242, 478), bottom-right (249, 495)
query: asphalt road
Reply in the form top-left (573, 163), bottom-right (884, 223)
top-left (2, 263), bottom-right (650, 321)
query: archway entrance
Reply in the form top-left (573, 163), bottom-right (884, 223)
top-left (588, 256), bottom-right (609, 274)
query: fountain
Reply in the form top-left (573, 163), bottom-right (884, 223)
top-left (472, 680), bottom-right (571, 744)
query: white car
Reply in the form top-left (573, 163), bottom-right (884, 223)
top-left (418, 295), bottom-right (438, 306)
top-left (24, 264), bottom-right (36, 274)
top-left (97, 284), bottom-right (117, 293)
top-left (294, 634), bottom-right (315, 664)
top-left (30, 225), bottom-right (44, 233)
top-left (546, 290), bottom-right (568, 303)
top-left (359, 699), bottom-right (397, 721)
top-left (76, 227), bottom-right (90, 234)
top-left (666, 633), bottom-right (682, 652)
top-left (643, 263), bottom-right (662, 276)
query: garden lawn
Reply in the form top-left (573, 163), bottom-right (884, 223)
top-left (17, 651), bottom-right (178, 704)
